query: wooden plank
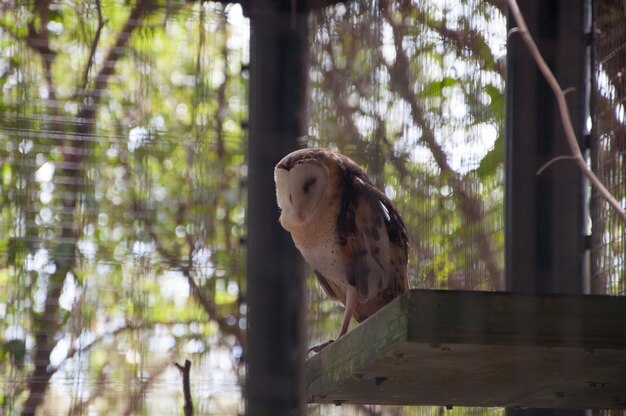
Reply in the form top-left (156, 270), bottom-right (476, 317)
top-left (305, 289), bottom-right (626, 409)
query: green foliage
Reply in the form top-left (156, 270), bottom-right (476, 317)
top-left (2, 340), bottom-right (27, 370)
top-left (420, 77), bottom-right (460, 100)
top-left (306, 2), bottom-right (509, 410)
top-left (475, 136), bottom-right (502, 179)
top-left (1, 0), bottom-right (508, 414)
top-left (1, 1), bottom-right (247, 414)
top-left (309, 0), bottom-right (506, 299)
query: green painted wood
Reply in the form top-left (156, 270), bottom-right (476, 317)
top-left (305, 289), bottom-right (626, 409)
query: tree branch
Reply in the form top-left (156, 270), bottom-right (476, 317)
top-left (53, 320), bottom-right (191, 372)
top-left (381, 0), bottom-right (502, 289)
top-left (506, 0), bottom-right (626, 224)
top-left (149, 227), bottom-right (243, 344)
top-left (175, 360), bottom-right (194, 416)
top-left (77, 0), bottom-right (107, 95)
top-left (536, 155), bottom-right (578, 176)
top-left (402, 4), bottom-right (505, 78)
top-left (21, 2), bottom-right (159, 414)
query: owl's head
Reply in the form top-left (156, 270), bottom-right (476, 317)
top-left (274, 148), bottom-right (330, 231)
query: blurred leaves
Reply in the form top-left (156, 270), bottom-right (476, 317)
top-left (0, 0), bottom-right (510, 414)
top-left (1, 1), bottom-right (247, 414)
top-left (2, 339), bottom-right (26, 370)
top-left (308, 0), bottom-right (506, 301)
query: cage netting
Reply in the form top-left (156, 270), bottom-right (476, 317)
top-left (590, 0), bottom-right (626, 297)
top-left (306, 0), bottom-right (506, 414)
top-left (2, 0), bottom-right (625, 415)
top-left (0, 2), bottom-right (248, 414)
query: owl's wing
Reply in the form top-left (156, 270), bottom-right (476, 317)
top-left (314, 270), bottom-right (346, 305)
top-left (338, 174), bottom-right (409, 303)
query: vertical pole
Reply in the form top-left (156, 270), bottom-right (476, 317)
top-left (505, 0), bottom-right (587, 415)
top-left (505, 0), bottom-right (586, 294)
top-left (246, 2), bottom-right (308, 415)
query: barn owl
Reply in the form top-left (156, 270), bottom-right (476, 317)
top-left (274, 147), bottom-right (409, 350)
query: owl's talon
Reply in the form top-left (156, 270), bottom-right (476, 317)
top-left (307, 340), bottom-right (335, 354)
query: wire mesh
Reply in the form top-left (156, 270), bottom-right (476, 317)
top-left (3, 0), bottom-right (624, 414)
top-left (306, 0), bottom-right (505, 341)
top-left (590, 0), bottom-right (626, 296)
top-left (0, 1), bottom-right (248, 414)
top-left (305, 1), bottom-right (505, 413)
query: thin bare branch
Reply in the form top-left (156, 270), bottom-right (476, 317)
top-left (77, 0), bottom-right (108, 95)
top-left (418, 12), bottom-right (505, 78)
top-left (536, 155), bottom-right (578, 176)
top-left (147, 224), bottom-right (243, 345)
top-left (507, 0), bottom-right (626, 223)
top-left (507, 27), bottom-right (520, 38)
top-left (175, 360), bottom-right (194, 416)
top-left (88, 0), bottom-right (157, 106)
top-left (562, 86), bottom-right (576, 96)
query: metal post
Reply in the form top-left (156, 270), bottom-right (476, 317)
top-left (246, 1), bottom-right (309, 415)
top-left (505, 0), bottom-right (586, 294)
top-left (505, 1), bottom-right (587, 415)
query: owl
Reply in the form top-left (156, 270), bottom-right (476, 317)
top-left (274, 147), bottom-right (409, 351)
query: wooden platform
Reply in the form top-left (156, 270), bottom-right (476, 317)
top-left (305, 289), bottom-right (626, 409)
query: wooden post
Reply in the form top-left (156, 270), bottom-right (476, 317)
top-left (246, 1), bottom-right (309, 415)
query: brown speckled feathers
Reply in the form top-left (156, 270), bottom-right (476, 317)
top-left (275, 147), bottom-right (409, 337)
top-left (313, 151), bottom-right (408, 322)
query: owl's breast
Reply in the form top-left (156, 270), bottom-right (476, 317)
top-left (290, 208), bottom-right (349, 287)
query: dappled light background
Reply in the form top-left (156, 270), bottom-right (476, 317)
top-left (305, 0), bottom-right (506, 367)
top-left (1, 1), bottom-right (248, 414)
top-left (1, 0), bottom-right (625, 415)
top-left (305, 0), bottom-right (506, 414)
top-left (590, 0), bottom-right (626, 297)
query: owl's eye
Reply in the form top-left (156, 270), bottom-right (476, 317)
top-left (303, 177), bottom-right (317, 193)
